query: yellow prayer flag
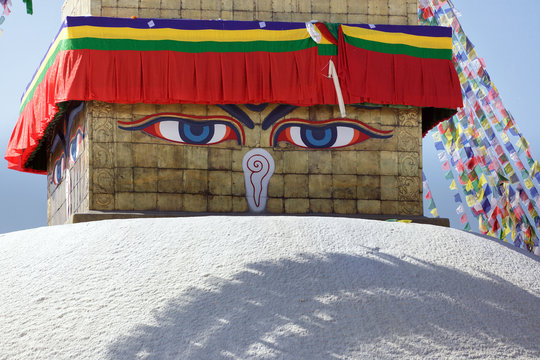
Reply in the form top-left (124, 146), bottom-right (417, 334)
top-left (449, 180), bottom-right (457, 190)
top-left (432, 132), bottom-right (442, 142)
top-left (466, 180), bottom-right (473, 191)
top-left (430, 209), bottom-right (439, 218)
top-left (524, 178), bottom-right (534, 189)
top-left (479, 174), bottom-right (487, 187)
top-left (500, 132), bottom-right (510, 144)
top-left (398, 219), bottom-right (413, 223)
top-left (445, 129), bottom-right (453, 142)
top-left (466, 195), bottom-right (475, 207)
top-left (476, 188), bottom-right (484, 201)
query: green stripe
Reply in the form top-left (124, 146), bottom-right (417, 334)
top-left (344, 34), bottom-right (452, 60)
top-left (317, 44), bottom-right (337, 56)
top-left (20, 37), bottom-right (317, 114)
top-left (20, 43), bottom-right (63, 114)
top-left (61, 37), bottom-right (316, 53)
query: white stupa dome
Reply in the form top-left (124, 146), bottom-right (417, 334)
top-left (1, 216), bottom-right (538, 359)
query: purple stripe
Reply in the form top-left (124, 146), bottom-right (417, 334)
top-left (345, 23), bottom-right (452, 38)
top-left (65, 16), bottom-right (307, 31)
top-left (22, 19), bottom-right (68, 102)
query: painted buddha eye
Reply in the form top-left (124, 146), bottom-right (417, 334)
top-left (270, 119), bottom-right (393, 149)
top-left (118, 113), bottom-right (245, 146)
top-left (69, 129), bottom-right (84, 163)
top-left (51, 155), bottom-right (64, 186)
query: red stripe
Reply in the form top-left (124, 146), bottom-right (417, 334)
top-left (315, 23), bottom-right (338, 45)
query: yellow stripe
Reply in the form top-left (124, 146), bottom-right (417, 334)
top-left (21, 28), bottom-right (69, 109)
top-left (342, 25), bottom-right (452, 50)
top-left (66, 25), bottom-right (311, 42)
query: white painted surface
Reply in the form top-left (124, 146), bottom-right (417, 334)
top-left (0, 217), bottom-right (539, 359)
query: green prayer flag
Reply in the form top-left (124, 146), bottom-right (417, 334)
top-left (23, 0), bottom-right (33, 15)
top-left (445, 171), bottom-right (453, 180)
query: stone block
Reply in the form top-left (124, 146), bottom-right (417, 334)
top-left (347, 13), bottom-right (368, 24)
top-left (368, 0), bottom-right (389, 15)
top-left (311, 1), bottom-right (330, 13)
top-left (157, 144), bottom-right (184, 169)
top-left (309, 174), bottom-right (332, 198)
top-left (381, 200), bottom-right (399, 215)
top-left (92, 193), bottom-right (115, 211)
top-left (231, 149), bottom-right (244, 172)
top-left (399, 201), bottom-right (422, 216)
top-left (256, 0), bottom-right (272, 11)
top-left (380, 151), bottom-right (398, 175)
top-left (208, 148), bottom-right (232, 170)
top-left (134, 168), bottom-right (158, 192)
top-left (284, 174), bottom-right (309, 198)
top-left (115, 168), bottom-right (133, 192)
top-left (348, 1), bottom-right (368, 13)
top-left (233, 196), bottom-right (248, 212)
top-left (182, 0), bottom-right (201, 10)
top-left (389, 15), bottom-right (408, 25)
top-left (201, 0), bottom-right (221, 10)
top-left (331, 0), bottom-right (348, 13)
top-left (233, 0), bottom-right (254, 11)
top-left (357, 151), bottom-right (380, 175)
top-left (118, 0), bottom-right (136, 8)
top-left (397, 108), bottom-right (420, 127)
top-left (308, 151), bottom-right (332, 174)
top-left (333, 199), bottom-right (357, 214)
top-left (291, 12), bottom-right (311, 22)
top-left (357, 200), bottom-right (382, 214)
top-left (257, 11), bottom-right (273, 21)
top-left (139, 8), bottom-right (161, 18)
top-left (233, 11), bottom-right (254, 21)
top-left (232, 172), bottom-right (246, 196)
top-left (133, 143), bottom-right (157, 167)
top-left (270, 150), bottom-right (283, 174)
top-left (272, 11), bottom-right (292, 22)
top-left (357, 175), bottom-right (381, 200)
top-left (268, 174), bottom-right (284, 197)
top-left (368, 15), bottom-right (388, 24)
top-left (389, 1), bottom-right (407, 16)
top-left (408, 13), bottom-right (418, 25)
top-left (310, 199), bottom-right (333, 214)
top-left (220, 10), bottom-right (233, 20)
top-left (285, 198), bottom-right (309, 214)
top-left (184, 146), bottom-right (208, 169)
top-left (398, 176), bottom-right (421, 201)
top-left (182, 9), bottom-right (202, 19)
top-left (333, 175), bottom-right (357, 199)
top-left (133, 193), bottom-right (157, 211)
top-left (397, 126), bottom-right (420, 152)
top-left (157, 193), bottom-right (183, 212)
top-left (162, 0), bottom-right (180, 10)
top-left (208, 195), bottom-right (233, 212)
top-left (115, 143), bottom-right (133, 167)
top-left (330, 13), bottom-right (348, 23)
top-left (183, 169), bottom-right (208, 194)
top-left (183, 194), bottom-right (207, 212)
top-left (332, 151), bottom-right (357, 175)
top-left (399, 152), bottom-right (420, 177)
top-left (284, 151), bottom-right (308, 174)
top-left (381, 175), bottom-right (398, 200)
top-left (93, 167), bottom-right (114, 193)
top-left (158, 169), bottom-right (183, 193)
top-left (209, 171), bottom-right (232, 195)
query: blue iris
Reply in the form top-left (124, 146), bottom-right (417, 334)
top-left (301, 126), bottom-right (337, 148)
top-left (180, 122), bottom-right (213, 144)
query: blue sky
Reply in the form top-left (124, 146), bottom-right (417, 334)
top-left (0, 1), bottom-right (538, 233)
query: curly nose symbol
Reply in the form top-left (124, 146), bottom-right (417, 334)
top-left (242, 148), bottom-right (275, 212)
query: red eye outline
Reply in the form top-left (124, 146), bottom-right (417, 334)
top-left (118, 113), bottom-right (245, 146)
top-left (270, 118), bottom-right (393, 149)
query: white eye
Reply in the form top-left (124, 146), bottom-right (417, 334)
top-left (208, 124), bottom-right (227, 144)
top-left (332, 126), bottom-right (355, 147)
top-left (289, 126), bottom-right (307, 147)
top-left (159, 121), bottom-right (183, 142)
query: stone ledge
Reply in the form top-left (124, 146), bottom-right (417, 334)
top-left (69, 211), bottom-right (449, 227)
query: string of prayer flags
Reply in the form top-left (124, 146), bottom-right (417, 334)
top-left (421, 0), bottom-right (540, 253)
top-left (423, 171), bottom-right (440, 218)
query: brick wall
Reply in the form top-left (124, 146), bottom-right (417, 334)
top-left (62, 0), bottom-right (418, 25)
